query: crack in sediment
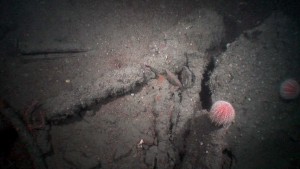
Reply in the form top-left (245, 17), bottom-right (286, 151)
top-left (222, 148), bottom-right (236, 169)
top-left (169, 92), bottom-right (181, 141)
top-left (153, 157), bottom-right (158, 169)
top-left (199, 46), bottom-right (226, 110)
top-left (178, 127), bottom-right (191, 164)
top-left (199, 56), bottom-right (214, 110)
top-left (50, 81), bottom-right (146, 125)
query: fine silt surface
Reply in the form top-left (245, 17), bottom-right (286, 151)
top-left (0, 0), bottom-right (300, 169)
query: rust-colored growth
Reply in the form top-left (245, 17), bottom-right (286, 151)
top-left (111, 58), bottom-right (123, 69)
top-left (157, 74), bottom-right (166, 86)
top-left (155, 94), bottom-right (162, 102)
top-left (108, 53), bottom-right (128, 70)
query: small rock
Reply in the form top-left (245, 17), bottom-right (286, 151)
top-left (63, 150), bottom-right (100, 169)
top-left (165, 69), bottom-right (182, 88)
top-left (143, 135), bottom-right (155, 146)
top-left (226, 43), bottom-right (231, 48)
top-left (85, 110), bottom-right (95, 117)
top-left (156, 153), bottom-right (170, 168)
top-left (113, 144), bottom-right (132, 160)
top-left (158, 141), bottom-right (168, 152)
top-left (180, 66), bottom-right (194, 88)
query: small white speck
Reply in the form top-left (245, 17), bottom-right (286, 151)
top-left (226, 43), bottom-right (230, 48)
top-left (131, 93), bottom-right (135, 96)
top-left (65, 79), bottom-right (71, 83)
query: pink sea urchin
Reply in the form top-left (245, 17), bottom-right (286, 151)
top-left (279, 79), bottom-right (300, 100)
top-left (209, 100), bottom-right (235, 126)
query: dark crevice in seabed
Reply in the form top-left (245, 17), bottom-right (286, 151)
top-left (199, 57), bottom-right (215, 110)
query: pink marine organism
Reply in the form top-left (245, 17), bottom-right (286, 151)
top-left (209, 100), bottom-right (235, 126)
top-left (279, 78), bottom-right (300, 100)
